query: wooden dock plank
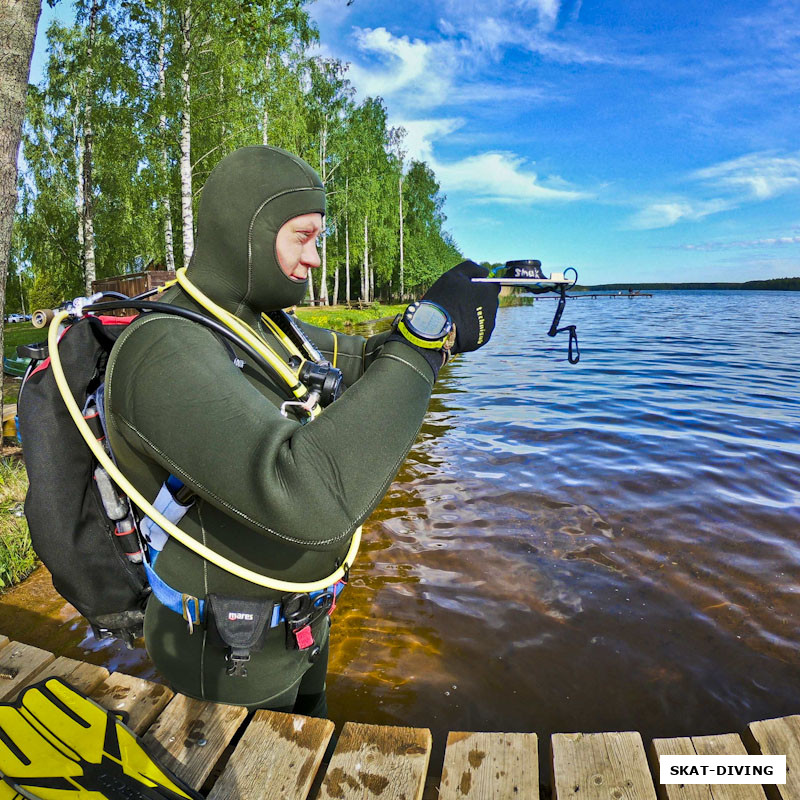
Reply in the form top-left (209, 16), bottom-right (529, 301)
top-left (141, 694), bottom-right (248, 791)
top-left (652, 738), bottom-right (711, 800)
top-left (652, 735), bottom-right (767, 800)
top-left (91, 671), bottom-right (174, 734)
top-left (748, 716), bottom-right (800, 800)
top-left (318, 722), bottom-right (432, 800)
top-left (439, 731), bottom-right (539, 800)
top-left (694, 733), bottom-right (767, 800)
top-left (0, 635), bottom-right (9, 652)
top-left (0, 641), bottom-right (55, 701)
top-left (9, 656), bottom-right (109, 701)
top-left (553, 732), bottom-right (658, 800)
top-left (207, 709), bottom-right (334, 800)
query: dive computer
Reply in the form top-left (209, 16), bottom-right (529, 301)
top-left (394, 301), bottom-right (454, 350)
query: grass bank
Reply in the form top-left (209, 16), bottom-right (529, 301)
top-left (0, 458), bottom-right (35, 589)
top-left (3, 322), bottom-right (39, 359)
top-left (295, 303), bottom-right (405, 330)
top-left (4, 323), bottom-right (40, 406)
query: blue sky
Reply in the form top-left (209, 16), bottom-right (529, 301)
top-left (310, 0), bottom-right (800, 283)
top-left (31, 0), bottom-right (800, 284)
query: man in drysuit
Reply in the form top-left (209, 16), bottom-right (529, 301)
top-left (105, 145), bottom-right (499, 713)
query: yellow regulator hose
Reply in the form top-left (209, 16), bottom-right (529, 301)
top-left (174, 268), bottom-right (321, 417)
top-left (48, 310), bottom-right (360, 593)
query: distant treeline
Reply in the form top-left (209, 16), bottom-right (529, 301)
top-left (587, 277), bottom-right (800, 291)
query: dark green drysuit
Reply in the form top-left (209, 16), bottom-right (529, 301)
top-left (105, 147), bottom-right (435, 707)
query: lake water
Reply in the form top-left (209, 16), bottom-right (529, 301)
top-left (2, 290), bottom-right (799, 768)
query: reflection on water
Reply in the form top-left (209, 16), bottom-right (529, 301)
top-left (3, 291), bottom-right (799, 767)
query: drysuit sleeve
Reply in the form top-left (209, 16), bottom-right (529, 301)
top-left (105, 315), bottom-right (434, 551)
top-left (294, 318), bottom-right (392, 387)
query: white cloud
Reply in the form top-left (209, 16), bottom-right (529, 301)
top-left (432, 151), bottom-right (589, 204)
top-left (517, 0), bottom-right (561, 31)
top-left (398, 118), bottom-right (464, 163)
top-left (691, 151), bottom-right (800, 200)
top-left (346, 27), bottom-right (457, 109)
top-left (396, 121), bottom-right (589, 204)
top-left (677, 235), bottom-right (800, 252)
top-left (627, 151), bottom-right (800, 230)
top-left (628, 199), bottom-right (733, 230)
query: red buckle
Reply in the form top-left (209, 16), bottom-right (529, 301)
top-left (293, 625), bottom-right (314, 650)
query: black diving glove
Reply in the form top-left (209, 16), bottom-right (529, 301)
top-left (387, 260), bottom-right (500, 380)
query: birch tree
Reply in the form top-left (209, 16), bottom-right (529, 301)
top-left (0, 0), bottom-right (41, 429)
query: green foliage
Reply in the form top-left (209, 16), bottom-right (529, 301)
top-left (16, 1), bottom-right (463, 305)
top-left (29, 271), bottom-right (70, 311)
top-left (0, 458), bottom-right (36, 589)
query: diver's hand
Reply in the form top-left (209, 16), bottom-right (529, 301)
top-left (422, 260), bottom-right (500, 355)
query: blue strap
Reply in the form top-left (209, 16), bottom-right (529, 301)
top-left (144, 559), bottom-right (206, 625)
top-left (146, 560), bottom-right (346, 629)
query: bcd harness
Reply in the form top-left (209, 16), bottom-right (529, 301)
top-left (20, 274), bottom-right (360, 677)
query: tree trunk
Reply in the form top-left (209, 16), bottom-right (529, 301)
top-left (318, 129), bottom-right (328, 304)
top-left (345, 209), bottom-right (350, 305)
top-left (75, 131), bottom-right (85, 271)
top-left (362, 214), bottom-right (368, 302)
top-left (158, 3), bottom-right (175, 272)
top-left (399, 174), bottom-right (404, 302)
top-left (261, 45), bottom-right (270, 146)
top-left (0, 0), bottom-right (41, 432)
top-left (369, 261), bottom-right (374, 303)
top-left (82, 0), bottom-right (99, 295)
top-left (332, 224), bottom-right (339, 305)
top-left (307, 268), bottom-right (315, 305)
top-left (179, 0), bottom-right (194, 265)
top-left (344, 178), bottom-right (350, 304)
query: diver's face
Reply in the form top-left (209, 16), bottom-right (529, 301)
top-left (276, 213), bottom-right (323, 282)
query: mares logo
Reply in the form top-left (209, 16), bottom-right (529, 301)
top-left (228, 612), bottom-right (254, 621)
top-left (476, 306), bottom-right (486, 345)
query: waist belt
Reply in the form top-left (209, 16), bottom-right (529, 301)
top-left (141, 477), bottom-right (346, 635)
top-left (144, 559), bottom-right (346, 629)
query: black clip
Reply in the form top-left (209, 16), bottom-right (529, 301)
top-left (226, 649), bottom-right (250, 678)
top-left (547, 286), bottom-right (580, 364)
top-left (282, 593), bottom-right (315, 650)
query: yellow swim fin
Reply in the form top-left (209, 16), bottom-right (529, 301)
top-left (0, 677), bottom-right (203, 799)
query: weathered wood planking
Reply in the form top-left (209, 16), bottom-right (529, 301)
top-left (91, 671), bottom-right (174, 734)
top-left (749, 716), bottom-right (800, 800)
top-left (652, 738), bottom-right (711, 800)
top-left (207, 709), bottom-right (334, 800)
top-left (141, 694), bottom-right (248, 791)
top-left (553, 732), bottom-right (658, 800)
top-left (0, 641), bottom-right (55, 701)
top-left (318, 721), bottom-right (432, 800)
top-left (439, 731), bottom-right (539, 800)
top-left (652, 735), bottom-right (767, 800)
top-left (9, 656), bottom-right (109, 701)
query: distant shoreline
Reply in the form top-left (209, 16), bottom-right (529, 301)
top-left (585, 277), bottom-right (800, 292)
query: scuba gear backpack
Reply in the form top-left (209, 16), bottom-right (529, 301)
top-left (18, 314), bottom-right (149, 645)
top-left (17, 294), bottom-right (354, 648)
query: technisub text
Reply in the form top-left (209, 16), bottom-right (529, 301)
top-left (476, 306), bottom-right (485, 345)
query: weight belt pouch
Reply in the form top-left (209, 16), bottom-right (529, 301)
top-left (206, 594), bottom-right (274, 678)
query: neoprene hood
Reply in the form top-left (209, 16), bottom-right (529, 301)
top-left (187, 146), bottom-right (326, 313)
